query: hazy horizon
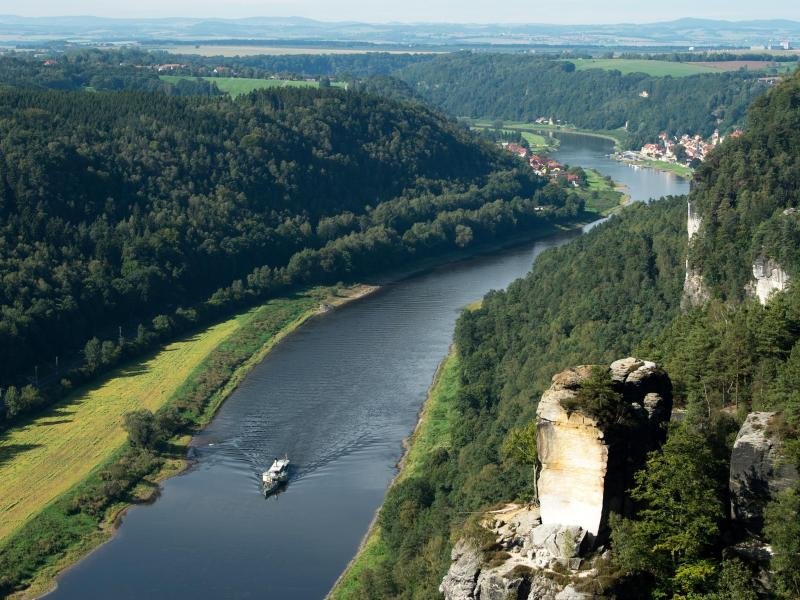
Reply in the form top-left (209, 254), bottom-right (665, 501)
top-left (1, 0), bottom-right (799, 25)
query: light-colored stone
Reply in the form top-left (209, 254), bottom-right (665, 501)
top-left (730, 412), bottom-right (799, 531)
top-left (752, 257), bottom-right (790, 305)
top-left (531, 524), bottom-right (588, 559)
top-left (439, 540), bottom-right (482, 600)
top-left (536, 359), bottom-right (672, 539)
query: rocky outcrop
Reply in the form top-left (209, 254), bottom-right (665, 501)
top-left (439, 505), bottom-right (604, 600)
top-left (683, 201), bottom-right (710, 308)
top-left (730, 412), bottom-right (799, 533)
top-left (440, 540), bottom-right (483, 600)
top-left (441, 359), bottom-right (672, 600)
top-left (687, 200), bottom-right (702, 241)
top-left (536, 358), bottom-right (672, 540)
top-left (751, 257), bottom-right (790, 305)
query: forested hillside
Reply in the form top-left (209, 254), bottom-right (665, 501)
top-left (0, 52), bottom-right (222, 95)
top-left (347, 63), bottom-right (800, 600)
top-left (397, 53), bottom-right (769, 147)
top-left (0, 85), bottom-right (593, 423)
top-left (344, 197), bottom-right (689, 598)
top-left (690, 68), bottom-right (800, 300)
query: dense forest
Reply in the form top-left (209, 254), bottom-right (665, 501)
top-left (0, 84), bottom-right (592, 424)
top-left (690, 68), bottom-right (800, 300)
top-left (0, 49), bottom-right (433, 92)
top-left (396, 53), bottom-right (771, 147)
top-left (349, 69), bottom-right (800, 599)
top-left (0, 52), bottom-right (222, 95)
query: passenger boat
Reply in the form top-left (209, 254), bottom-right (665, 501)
top-left (262, 457), bottom-right (290, 496)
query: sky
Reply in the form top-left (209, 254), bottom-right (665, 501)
top-left (1, 0), bottom-right (799, 24)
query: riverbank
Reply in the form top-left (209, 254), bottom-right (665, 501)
top-left (465, 118), bottom-right (628, 151)
top-left (1, 284), bottom-right (377, 599)
top-left (328, 346), bottom-right (462, 600)
top-left (2, 211), bottom-right (600, 598)
top-left (617, 156), bottom-right (694, 179)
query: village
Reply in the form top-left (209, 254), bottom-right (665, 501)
top-left (501, 142), bottom-right (583, 186)
top-left (621, 128), bottom-right (744, 168)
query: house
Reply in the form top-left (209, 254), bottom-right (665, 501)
top-left (156, 63), bottom-right (185, 72)
top-left (43, 59), bottom-right (57, 67)
top-left (505, 143), bottom-right (529, 158)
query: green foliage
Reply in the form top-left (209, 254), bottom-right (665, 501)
top-left (397, 53), bottom-right (766, 148)
top-left (563, 365), bottom-right (630, 429)
top-left (763, 486), bottom-right (800, 599)
top-left (610, 424), bottom-right (726, 592)
top-left (122, 409), bottom-right (160, 448)
top-left (690, 68), bottom-right (800, 300)
top-left (339, 197), bottom-right (688, 598)
top-left (0, 81), bottom-right (596, 424)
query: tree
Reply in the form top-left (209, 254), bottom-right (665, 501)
top-left (563, 366), bottom-right (630, 429)
top-left (611, 424), bottom-right (725, 589)
top-left (764, 486), bottom-right (800, 598)
top-left (123, 409), bottom-right (159, 448)
top-left (3, 386), bottom-right (20, 419)
top-left (84, 337), bottom-right (102, 372)
top-left (454, 224), bottom-right (474, 248)
top-left (502, 420), bottom-right (540, 503)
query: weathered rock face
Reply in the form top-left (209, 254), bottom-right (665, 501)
top-left (683, 201), bottom-right (711, 308)
top-left (440, 540), bottom-right (483, 600)
top-left (536, 358), bottom-right (672, 540)
top-left (730, 412), bottom-right (799, 532)
top-left (439, 505), bottom-right (606, 600)
top-left (751, 257), bottom-right (790, 305)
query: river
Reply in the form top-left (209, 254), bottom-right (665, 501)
top-left (45, 134), bottom-right (689, 599)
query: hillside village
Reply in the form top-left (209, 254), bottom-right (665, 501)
top-left (502, 142), bottom-right (582, 186)
top-left (622, 128), bottom-right (744, 167)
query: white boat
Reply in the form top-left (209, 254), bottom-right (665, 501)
top-left (261, 457), bottom-right (290, 495)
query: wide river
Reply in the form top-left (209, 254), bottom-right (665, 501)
top-left (47, 134), bottom-right (689, 599)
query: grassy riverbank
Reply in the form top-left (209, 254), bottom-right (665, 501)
top-left (0, 211), bottom-right (604, 596)
top-left (0, 284), bottom-right (375, 598)
top-left (467, 118), bottom-right (628, 150)
top-left (329, 348), bottom-right (462, 600)
top-left (626, 157), bottom-right (694, 179)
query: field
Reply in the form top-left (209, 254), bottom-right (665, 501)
top-left (0, 316), bottom-right (244, 542)
top-left (571, 58), bottom-right (720, 77)
top-left (468, 118), bottom-right (628, 149)
top-left (580, 169), bottom-right (627, 215)
top-left (160, 75), bottom-right (346, 97)
top-left (330, 349), bottom-right (461, 600)
top-left (694, 60), bottom-right (796, 74)
top-left (631, 158), bottom-right (693, 179)
top-left (520, 131), bottom-right (556, 152)
top-left (161, 45), bottom-right (437, 57)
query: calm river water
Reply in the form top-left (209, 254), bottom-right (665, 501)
top-left (46, 134), bottom-right (689, 599)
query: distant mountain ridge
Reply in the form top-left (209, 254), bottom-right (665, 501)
top-left (1, 15), bottom-right (799, 47)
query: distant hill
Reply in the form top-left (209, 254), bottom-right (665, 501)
top-left (1, 15), bottom-right (799, 47)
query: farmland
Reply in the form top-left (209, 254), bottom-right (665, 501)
top-left (570, 58), bottom-right (720, 77)
top-left (0, 316), bottom-right (242, 542)
top-left (160, 75), bottom-right (346, 96)
top-left (161, 45), bottom-right (437, 57)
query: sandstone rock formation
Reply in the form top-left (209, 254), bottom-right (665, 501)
top-left (730, 411), bottom-right (799, 532)
top-left (683, 201), bottom-right (710, 308)
top-left (751, 257), bottom-right (790, 305)
top-left (441, 358), bottom-right (673, 600)
top-left (439, 505), bottom-right (602, 600)
top-left (536, 358), bottom-right (672, 540)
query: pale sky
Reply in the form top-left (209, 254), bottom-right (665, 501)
top-left (1, 0), bottom-right (799, 24)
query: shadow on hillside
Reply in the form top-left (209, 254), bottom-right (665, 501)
top-left (0, 442), bottom-right (42, 467)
